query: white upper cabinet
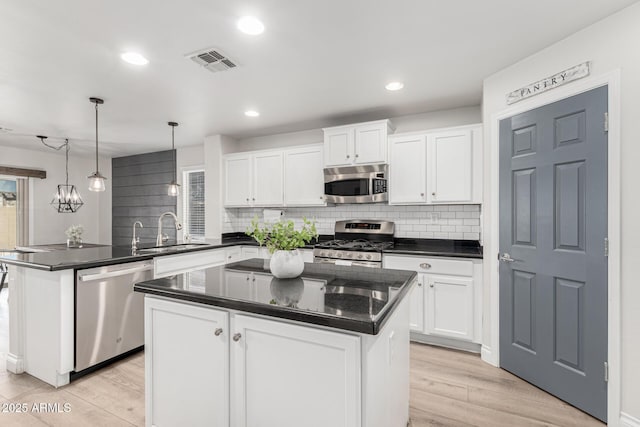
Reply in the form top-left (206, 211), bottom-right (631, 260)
top-left (224, 144), bottom-right (325, 208)
top-left (253, 151), bottom-right (284, 206)
top-left (283, 145), bottom-right (325, 206)
top-left (323, 128), bottom-right (354, 167)
top-left (388, 134), bottom-right (427, 204)
top-left (427, 129), bottom-right (472, 203)
top-left (388, 124), bottom-right (482, 205)
top-left (323, 120), bottom-right (393, 167)
top-left (224, 154), bottom-right (253, 206)
top-left (223, 150), bottom-right (283, 207)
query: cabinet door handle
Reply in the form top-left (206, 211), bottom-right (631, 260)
top-left (252, 277), bottom-right (255, 282)
top-left (228, 255), bottom-right (232, 259)
top-left (233, 333), bottom-right (242, 342)
top-left (246, 276), bottom-right (250, 281)
top-left (419, 262), bottom-right (431, 269)
top-left (429, 282), bottom-right (434, 288)
top-left (420, 193), bottom-right (424, 197)
top-left (346, 155), bottom-right (350, 159)
top-left (214, 328), bottom-right (223, 336)
top-left (432, 192), bottom-right (436, 196)
top-left (355, 154), bottom-right (359, 158)
top-left (252, 198), bottom-right (255, 201)
top-left (246, 198), bottom-right (249, 202)
top-left (418, 281), bottom-right (422, 287)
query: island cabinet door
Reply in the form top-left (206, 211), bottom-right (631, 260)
top-left (145, 298), bottom-right (229, 427)
top-left (231, 315), bottom-right (361, 427)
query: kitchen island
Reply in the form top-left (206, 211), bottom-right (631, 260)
top-left (135, 259), bottom-right (416, 427)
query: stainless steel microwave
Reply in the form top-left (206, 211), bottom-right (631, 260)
top-left (323, 164), bottom-right (388, 203)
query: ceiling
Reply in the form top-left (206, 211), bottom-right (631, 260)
top-left (0, 0), bottom-right (635, 157)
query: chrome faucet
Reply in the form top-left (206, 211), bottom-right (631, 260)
top-left (156, 212), bottom-right (182, 246)
top-left (132, 221), bottom-right (143, 250)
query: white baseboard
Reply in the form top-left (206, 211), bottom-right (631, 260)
top-left (481, 344), bottom-right (499, 367)
top-left (621, 412), bottom-right (640, 427)
top-left (410, 333), bottom-right (481, 353)
top-left (6, 352), bottom-right (24, 374)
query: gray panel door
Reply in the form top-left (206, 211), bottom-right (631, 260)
top-left (499, 86), bottom-right (608, 422)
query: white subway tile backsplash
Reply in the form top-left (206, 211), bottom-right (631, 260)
top-left (225, 204), bottom-right (482, 240)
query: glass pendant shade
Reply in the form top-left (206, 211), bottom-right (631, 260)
top-left (168, 180), bottom-right (180, 196)
top-left (51, 184), bottom-right (84, 213)
top-left (88, 171), bottom-right (106, 192)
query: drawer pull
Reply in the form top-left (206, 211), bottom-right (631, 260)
top-left (214, 328), bottom-right (223, 336)
top-left (233, 333), bottom-right (242, 342)
top-left (419, 263), bottom-right (431, 269)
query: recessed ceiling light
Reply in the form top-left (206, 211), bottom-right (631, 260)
top-left (237, 16), bottom-right (265, 35)
top-left (244, 110), bottom-right (260, 117)
top-left (385, 81), bottom-right (404, 91)
top-left (121, 52), bottom-right (149, 66)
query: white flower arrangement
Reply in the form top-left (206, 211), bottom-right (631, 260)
top-left (65, 224), bottom-right (84, 242)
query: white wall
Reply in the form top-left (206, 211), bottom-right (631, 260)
top-left (0, 145), bottom-right (111, 245)
top-left (482, 3), bottom-right (640, 420)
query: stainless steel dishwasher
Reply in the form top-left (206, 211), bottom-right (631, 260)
top-left (75, 260), bottom-right (154, 372)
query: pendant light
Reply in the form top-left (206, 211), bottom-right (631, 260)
top-left (38, 136), bottom-right (84, 213)
top-left (88, 97), bottom-right (107, 192)
top-left (167, 121), bottom-right (180, 196)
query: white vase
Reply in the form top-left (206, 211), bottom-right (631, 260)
top-left (269, 249), bottom-right (304, 279)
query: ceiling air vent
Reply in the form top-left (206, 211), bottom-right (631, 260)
top-left (187, 48), bottom-right (238, 73)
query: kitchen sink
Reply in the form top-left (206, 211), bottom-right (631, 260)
top-left (137, 243), bottom-right (211, 254)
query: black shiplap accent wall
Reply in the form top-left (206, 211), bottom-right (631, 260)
top-left (112, 150), bottom-right (178, 246)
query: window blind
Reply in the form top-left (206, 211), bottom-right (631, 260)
top-left (183, 170), bottom-right (205, 240)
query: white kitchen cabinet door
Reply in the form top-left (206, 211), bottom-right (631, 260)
top-left (388, 134), bottom-right (427, 204)
top-left (409, 276), bottom-right (425, 333)
top-left (241, 246), bottom-right (260, 260)
top-left (224, 154), bottom-right (253, 207)
top-left (354, 121), bottom-right (388, 164)
top-left (231, 315), bottom-right (361, 427)
top-left (145, 298), bottom-right (229, 427)
top-left (284, 145), bottom-right (326, 206)
top-left (252, 151), bottom-right (284, 206)
top-left (425, 274), bottom-right (474, 341)
top-left (253, 272), bottom-right (274, 303)
top-left (324, 127), bottom-right (354, 167)
top-left (427, 130), bottom-right (472, 203)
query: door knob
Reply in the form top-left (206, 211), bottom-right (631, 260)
top-left (233, 333), bottom-right (242, 342)
top-left (499, 253), bottom-right (516, 263)
top-left (214, 328), bottom-right (223, 336)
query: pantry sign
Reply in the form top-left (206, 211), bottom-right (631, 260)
top-left (506, 62), bottom-right (591, 105)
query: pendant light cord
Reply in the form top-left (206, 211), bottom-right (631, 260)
top-left (65, 139), bottom-right (70, 186)
top-left (95, 102), bottom-right (99, 172)
top-left (172, 125), bottom-right (176, 182)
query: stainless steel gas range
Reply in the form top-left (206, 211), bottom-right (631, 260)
top-left (313, 220), bottom-right (395, 268)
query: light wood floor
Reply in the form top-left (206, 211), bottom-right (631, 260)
top-left (0, 289), bottom-right (603, 426)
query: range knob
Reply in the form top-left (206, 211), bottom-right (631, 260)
top-left (346, 253), bottom-right (352, 258)
top-left (357, 254), bottom-right (363, 259)
top-left (366, 254), bottom-right (372, 260)
top-left (337, 252), bottom-right (342, 257)
top-left (320, 251), bottom-right (326, 257)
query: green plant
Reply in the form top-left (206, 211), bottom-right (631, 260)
top-left (245, 217), bottom-right (318, 254)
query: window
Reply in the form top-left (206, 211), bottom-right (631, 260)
top-left (182, 169), bottom-right (205, 241)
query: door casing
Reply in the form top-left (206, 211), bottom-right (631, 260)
top-left (485, 70), bottom-right (622, 423)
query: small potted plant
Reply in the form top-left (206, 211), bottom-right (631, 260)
top-left (246, 217), bottom-right (318, 278)
top-left (65, 224), bottom-right (84, 248)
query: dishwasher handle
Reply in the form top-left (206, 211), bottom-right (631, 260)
top-left (78, 263), bottom-right (153, 282)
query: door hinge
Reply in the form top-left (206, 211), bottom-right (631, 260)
top-left (604, 112), bottom-right (609, 132)
top-left (604, 361), bottom-right (609, 382)
top-left (604, 238), bottom-right (609, 257)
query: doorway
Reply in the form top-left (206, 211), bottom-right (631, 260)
top-left (498, 86), bottom-right (608, 421)
top-left (0, 178), bottom-right (17, 249)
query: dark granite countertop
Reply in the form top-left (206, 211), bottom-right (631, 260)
top-left (134, 258), bottom-right (417, 335)
top-left (385, 238), bottom-right (483, 259)
top-left (0, 234), bottom-right (481, 272)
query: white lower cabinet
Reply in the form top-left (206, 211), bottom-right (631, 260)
top-left (145, 298), bottom-right (229, 427)
top-left (408, 276), bottom-right (425, 332)
top-left (231, 315), bottom-right (361, 427)
top-left (145, 294), bottom-right (410, 427)
top-left (425, 274), bottom-right (474, 340)
top-left (383, 254), bottom-right (482, 345)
